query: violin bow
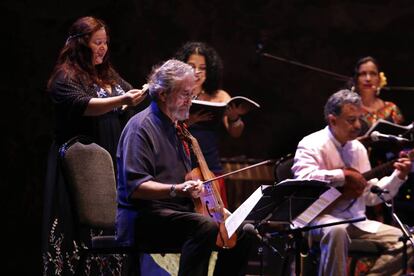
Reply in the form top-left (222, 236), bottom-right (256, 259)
top-left (201, 159), bottom-right (273, 185)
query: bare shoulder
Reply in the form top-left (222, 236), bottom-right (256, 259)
top-left (212, 89), bottom-right (231, 102)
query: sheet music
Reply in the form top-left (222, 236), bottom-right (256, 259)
top-left (291, 187), bottom-right (341, 228)
top-left (364, 118), bottom-right (413, 136)
top-left (225, 185), bottom-right (267, 237)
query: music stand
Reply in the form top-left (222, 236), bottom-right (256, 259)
top-left (245, 179), bottom-right (365, 276)
top-left (269, 217), bottom-right (366, 276)
top-left (246, 179), bottom-right (334, 225)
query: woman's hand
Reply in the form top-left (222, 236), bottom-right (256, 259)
top-left (123, 88), bottom-right (147, 107)
top-left (225, 102), bottom-right (250, 121)
top-left (224, 102), bottom-right (247, 137)
top-left (86, 86), bottom-right (148, 116)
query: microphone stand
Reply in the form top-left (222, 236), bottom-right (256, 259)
top-left (259, 50), bottom-right (414, 91)
top-left (375, 191), bottom-right (414, 274)
top-left (244, 219), bottom-right (284, 276)
top-left (258, 217), bottom-right (366, 276)
top-left (257, 241), bottom-right (264, 276)
top-left (260, 51), bottom-right (350, 82)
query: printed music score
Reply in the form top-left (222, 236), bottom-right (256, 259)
top-left (292, 186), bottom-right (341, 228)
top-left (363, 118), bottom-right (413, 138)
top-left (225, 185), bottom-right (267, 238)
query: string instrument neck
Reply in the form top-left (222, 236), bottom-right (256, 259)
top-left (362, 148), bottom-right (414, 180)
top-left (363, 159), bottom-right (395, 180)
top-left (177, 120), bottom-right (237, 249)
top-left (188, 135), bottom-right (213, 179)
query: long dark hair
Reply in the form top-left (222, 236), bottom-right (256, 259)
top-left (174, 41), bottom-right (223, 94)
top-left (47, 16), bottom-right (118, 90)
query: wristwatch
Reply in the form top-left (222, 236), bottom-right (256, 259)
top-left (169, 184), bottom-right (177, 197)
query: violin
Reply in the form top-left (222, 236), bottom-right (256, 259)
top-left (179, 122), bottom-right (237, 249)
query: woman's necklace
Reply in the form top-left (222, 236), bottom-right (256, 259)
top-left (195, 89), bottom-right (205, 100)
top-left (362, 98), bottom-right (384, 113)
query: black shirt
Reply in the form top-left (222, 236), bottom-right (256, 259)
top-left (116, 101), bottom-right (193, 245)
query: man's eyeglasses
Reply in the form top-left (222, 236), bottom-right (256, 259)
top-left (176, 92), bottom-right (193, 101)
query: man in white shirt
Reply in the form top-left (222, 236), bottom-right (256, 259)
top-left (292, 89), bottom-right (412, 275)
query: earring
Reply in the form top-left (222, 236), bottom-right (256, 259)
top-left (376, 87), bottom-right (381, 96)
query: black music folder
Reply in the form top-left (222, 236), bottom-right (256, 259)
top-left (364, 119), bottom-right (413, 137)
top-left (190, 96), bottom-right (260, 127)
top-left (246, 179), bottom-right (340, 228)
top-left (358, 119), bottom-right (414, 155)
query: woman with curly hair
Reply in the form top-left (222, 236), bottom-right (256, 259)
top-left (175, 42), bottom-right (250, 207)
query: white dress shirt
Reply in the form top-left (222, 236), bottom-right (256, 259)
top-left (292, 126), bottom-right (405, 233)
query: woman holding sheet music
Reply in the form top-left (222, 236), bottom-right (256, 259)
top-left (175, 42), bottom-right (250, 207)
top-left (350, 56), bottom-right (406, 163)
top-left (350, 56), bottom-right (407, 224)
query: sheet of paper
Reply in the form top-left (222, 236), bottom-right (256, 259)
top-left (291, 187), bottom-right (341, 228)
top-left (225, 185), bottom-right (266, 237)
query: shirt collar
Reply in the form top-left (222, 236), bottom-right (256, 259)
top-left (150, 101), bottom-right (174, 124)
top-left (326, 125), bottom-right (350, 149)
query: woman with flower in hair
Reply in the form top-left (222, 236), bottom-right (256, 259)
top-left (350, 56), bottom-right (406, 225)
top-left (351, 56), bottom-right (404, 134)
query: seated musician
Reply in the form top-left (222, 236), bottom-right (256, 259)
top-left (291, 89), bottom-right (412, 276)
top-left (116, 59), bottom-right (251, 276)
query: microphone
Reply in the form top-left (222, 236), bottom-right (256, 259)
top-left (243, 223), bottom-right (282, 257)
top-left (370, 185), bottom-right (390, 195)
top-left (256, 42), bottom-right (264, 56)
top-left (252, 42), bottom-right (264, 67)
top-left (370, 131), bottom-right (409, 143)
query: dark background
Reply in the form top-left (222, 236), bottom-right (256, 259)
top-left (3, 0), bottom-right (414, 274)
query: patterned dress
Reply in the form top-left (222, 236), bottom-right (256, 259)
top-left (360, 101), bottom-right (404, 163)
top-left (361, 101), bottom-right (404, 132)
top-left (361, 100), bottom-right (408, 264)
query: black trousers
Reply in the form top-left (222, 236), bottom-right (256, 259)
top-left (135, 208), bottom-right (252, 276)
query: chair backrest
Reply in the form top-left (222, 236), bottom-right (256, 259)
top-left (60, 137), bottom-right (117, 229)
top-left (274, 154), bottom-right (294, 183)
